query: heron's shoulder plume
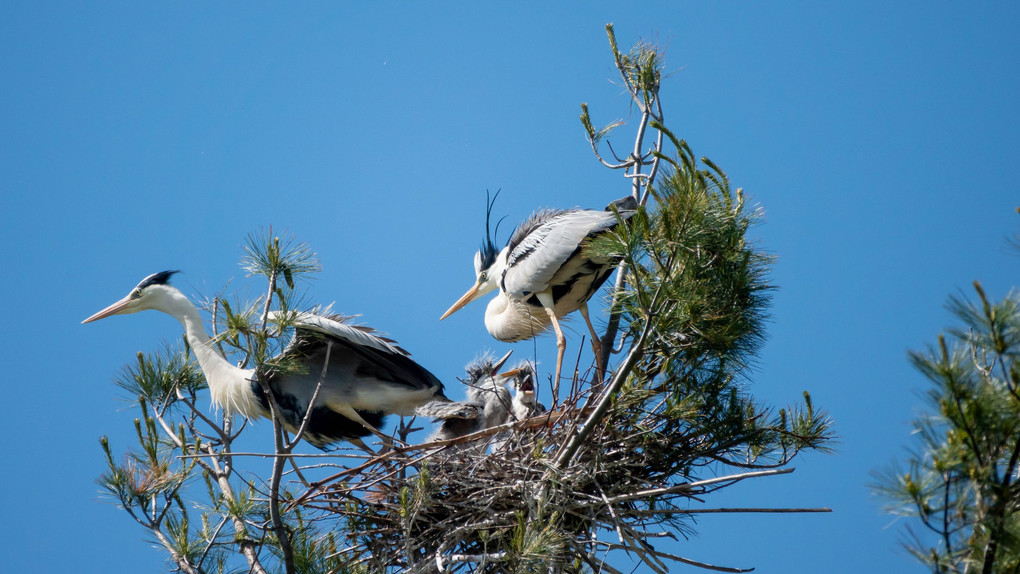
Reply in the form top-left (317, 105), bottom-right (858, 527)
top-left (137, 270), bottom-right (181, 290)
top-left (321, 312), bottom-right (361, 324)
top-left (341, 319), bottom-right (410, 356)
top-left (321, 312), bottom-right (404, 346)
top-left (273, 310), bottom-right (413, 357)
top-left (506, 208), bottom-right (572, 253)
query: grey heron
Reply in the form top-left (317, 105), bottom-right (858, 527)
top-left (417, 351), bottom-right (515, 445)
top-left (440, 194), bottom-right (638, 396)
top-left (491, 360), bottom-right (547, 452)
top-left (506, 360), bottom-right (547, 422)
top-left (82, 270), bottom-right (448, 448)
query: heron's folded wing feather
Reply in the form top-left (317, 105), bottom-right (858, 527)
top-left (416, 400), bottom-right (483, 421)
top-left (270, 311), bottom-right (446, 395)
top-left (502, 209), bottom-right (625, 298)
top-left (270, 311), bottom-right (408, 355)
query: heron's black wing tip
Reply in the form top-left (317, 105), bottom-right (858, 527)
top-left (606, 195), bottom-right (638, 211)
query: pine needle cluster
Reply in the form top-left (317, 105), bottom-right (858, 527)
top-left (875, 282), bottom-right (1020, 573)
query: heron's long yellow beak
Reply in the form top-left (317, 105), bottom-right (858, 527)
top-left (440, 283), bottom-right (482, 320)
top-left (82, 296), bottom-right (133, 324)
top-left (495, 368), bottom-right (521, 381)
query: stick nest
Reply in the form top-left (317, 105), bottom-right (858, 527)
top-left (292, 376), bottom-right (753, 574)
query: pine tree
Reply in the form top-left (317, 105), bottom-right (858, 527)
top-left (875, 280), bottom-right (1020, 574)
top-left (95, 26), bottom-right (833, 573)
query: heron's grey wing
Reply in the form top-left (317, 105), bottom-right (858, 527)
top-left (606, 195), bottom-right (638, 211)
top-left (271, 311), bottom-right (409, 356)
top-left (501, 209), bottom-right (626, 298)
top-left (271, 311), bottom-right (446, 396)
top-left (416, 400), bottom-right (483, 421)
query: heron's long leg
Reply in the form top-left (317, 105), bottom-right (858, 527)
top-left (577, 301), bottom-right (603, 375)
top-left (536, 291), bottom-right (566, 404)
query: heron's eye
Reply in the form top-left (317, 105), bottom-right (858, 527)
top-left (479, 271), bottom-right (488, 283)
top-left (131, 288), bottom-right (142, 299)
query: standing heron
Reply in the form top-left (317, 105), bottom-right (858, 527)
top-left (417, 351), bottom-right (514, 446)
top-left (82, 270), bottom-right (448, 448)
top-left (440, 194), bottom-right (638, 396)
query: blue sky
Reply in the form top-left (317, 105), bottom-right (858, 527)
top-left (2, 2), bottom-right (1018, 572)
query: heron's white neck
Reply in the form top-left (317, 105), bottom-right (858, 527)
top-left (153, 286), bottom-right (264, 418)
top-left (478, 249), bottom-right (552, 342)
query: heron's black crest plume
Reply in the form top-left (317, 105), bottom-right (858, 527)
top-left (137, 270), bottom-right (181, 290)
top-left (479, 189), bottom-right (502, 271)
top-left (463, 355), bottom-right (497, 386)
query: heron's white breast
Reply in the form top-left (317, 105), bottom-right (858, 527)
top-left (484, 293), bottom-right (552, 342)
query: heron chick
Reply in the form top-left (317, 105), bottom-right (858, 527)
top-left (491, 360), bottom-right (548, 452)
top-left (418, 351), bottom-right (515, 446)
top-left (507, 360), bottom-right (547, 422)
